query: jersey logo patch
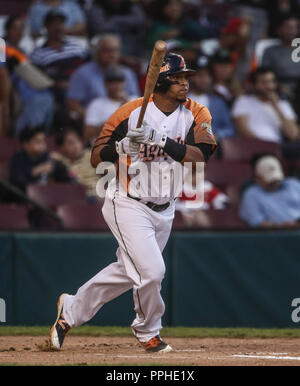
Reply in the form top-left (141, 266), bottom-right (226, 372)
top-left (201, 123), bottom-right (213, 137)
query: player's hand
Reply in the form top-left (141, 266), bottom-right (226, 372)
top-left (115, 137), bottom-right (140, 156)
top-left (127, 122), bottom-right (163, 146)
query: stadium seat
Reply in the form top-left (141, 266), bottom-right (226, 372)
top-left (0, 138), bottom-right (20, 162)
top-left (221, 137), bottom-right (282, 161)
top-left (57, 201), bottom-right (109, 230)
top-left (0, 204), bottom-right (29, 230)
top-left (0, 161), bottom-right (9, 180)
top-left (203, 208), bottom-right (248, 229)
top-left (172, 208), bottom-right (247, 230)
top-left (26, 183), bottom-right (87, 209)
top-left (205, 160), bottom-right (252, 187)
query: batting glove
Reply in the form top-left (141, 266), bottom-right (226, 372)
top-left (116, 137), bottom-right (140, 156)
top-left (127, 122), bottom-right (167, 147)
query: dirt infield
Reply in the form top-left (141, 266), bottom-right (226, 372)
top-left (1, 336), bottom-right (300, 365)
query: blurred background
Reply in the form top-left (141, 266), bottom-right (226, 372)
top-left (0, 0), bottom-right (300, 232)
top-left (0, 0), bottom-right (300, 328)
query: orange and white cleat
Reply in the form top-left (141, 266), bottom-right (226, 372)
top-left (50, 294), bottom-right (71, 350)
top-left (140, 335), bottom-right (173, 353)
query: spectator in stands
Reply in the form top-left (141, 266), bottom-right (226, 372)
top-left (29, 0), bottom-right (86, 37)
top-left (233, 0), bottom-right (269, 53)
top-left (232, 67), bottom-right (299, 144)
top-left (84, 66), bottom-right (137, 144)
top-left (30, 10), bottom-right (89, 105)
top-left (240, 154), bottom-right (300, 228)
top-left (10, 127), bottom-right (73, 192)
top-left (86, 0), bottom-right (147, 56)
top-left (217, 16), bottom-right (254, 81)
top-left (4, 16), bottom-right (55, 135)
top-left (210, 48), bottom-right (243, 108)
top-left (55, 127), bottom-right (99, 199)
top-left (262, 14), bottom-right (300, 99)
top-left (146, 0), bottom-right (216, 50)
top-left (196, 0), bottom-right (231, 38)
top-left (268, 0), bottom-right (300, 38)
top-left (67, 34), bottom-right (140, 123)
top-left (188, 55), bottom-right (236, 140)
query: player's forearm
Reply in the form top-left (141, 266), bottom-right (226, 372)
top-left (181, 145), bottom-right (205, 164)
top-left (91, 144), bottom-right (119, 168)
top-left (161, 137), bottom-right (206, 164)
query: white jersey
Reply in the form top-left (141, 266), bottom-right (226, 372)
top-left (91, 96), bottom-right (216, 204)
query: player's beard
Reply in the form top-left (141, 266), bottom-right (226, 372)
top-left (176, 95), bottom-right (187, 103)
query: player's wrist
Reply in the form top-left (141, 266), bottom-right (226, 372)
top-left (162, 137), bottom-right (187, 162)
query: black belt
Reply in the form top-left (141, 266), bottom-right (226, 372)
top-left (127, 194), bottom-right (170, 212)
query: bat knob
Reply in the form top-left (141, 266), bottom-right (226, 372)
top-left (155, 40), bottom-right (167, 52)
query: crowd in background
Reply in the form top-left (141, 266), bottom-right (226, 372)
top-left (0, 0), bottom-right (300, 230)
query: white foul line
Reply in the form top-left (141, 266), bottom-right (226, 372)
top-left (95, 353), bottom-right (193, 360)
top-left (232, 354), bottom-right (300, 361)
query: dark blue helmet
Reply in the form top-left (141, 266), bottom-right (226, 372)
top-left (155, 52), bottom-right (195, 93)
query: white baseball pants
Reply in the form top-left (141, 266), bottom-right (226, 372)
top-left (63, 193), bottom-right (174, 342)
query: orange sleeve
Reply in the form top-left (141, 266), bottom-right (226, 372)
top-left (185, 100), bottom-right (217, 148)
top-left (90, 98), bottom-right (143, 168)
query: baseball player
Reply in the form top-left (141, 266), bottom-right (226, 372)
top-left (50, 53), bottom-right (217, 353)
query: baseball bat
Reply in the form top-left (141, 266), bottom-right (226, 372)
top-left (136, 40), bottom-right (167, 128)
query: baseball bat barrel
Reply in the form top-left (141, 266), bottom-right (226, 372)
top-left (136, 40), bottom-right (167, 128)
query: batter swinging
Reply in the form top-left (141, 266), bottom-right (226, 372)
top-left (50, 53), bottom-right (217, 353)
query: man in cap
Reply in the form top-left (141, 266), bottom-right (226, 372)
top-left (240, 154), bottom-right (300, 228)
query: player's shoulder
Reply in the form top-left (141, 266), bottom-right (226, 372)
top-left (114, 97), bottom-right (143, 118)
top-left (184, 98), bottom-right (212, 121)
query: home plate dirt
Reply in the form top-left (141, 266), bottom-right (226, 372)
top-left (1, 336), bottom-right (300, 365)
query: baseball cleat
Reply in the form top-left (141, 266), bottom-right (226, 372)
top-left (50, 293), bottom-right (71, 350)
top-left (140, 335), bottom-right (173, 353)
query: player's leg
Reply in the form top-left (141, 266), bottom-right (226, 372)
top-left (50, 249), bottom-right (134, 349)
top-left (105, 194), bottom-right (172, 348)
top-left (131, 204), bottom-right (174, 345)
top-left (63, 250), bottom-right (134, 327)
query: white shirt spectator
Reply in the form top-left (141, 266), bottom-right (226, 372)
top-left (85, 96), bottom-right (136, 127)
top-left (231, 95), bottom-right (297, 143)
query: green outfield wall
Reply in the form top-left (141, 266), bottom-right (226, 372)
top-left (1, 231), bottom-right (300, 328)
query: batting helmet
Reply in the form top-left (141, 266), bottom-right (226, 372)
top-left (154, 52), bottom-right (195, 93)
